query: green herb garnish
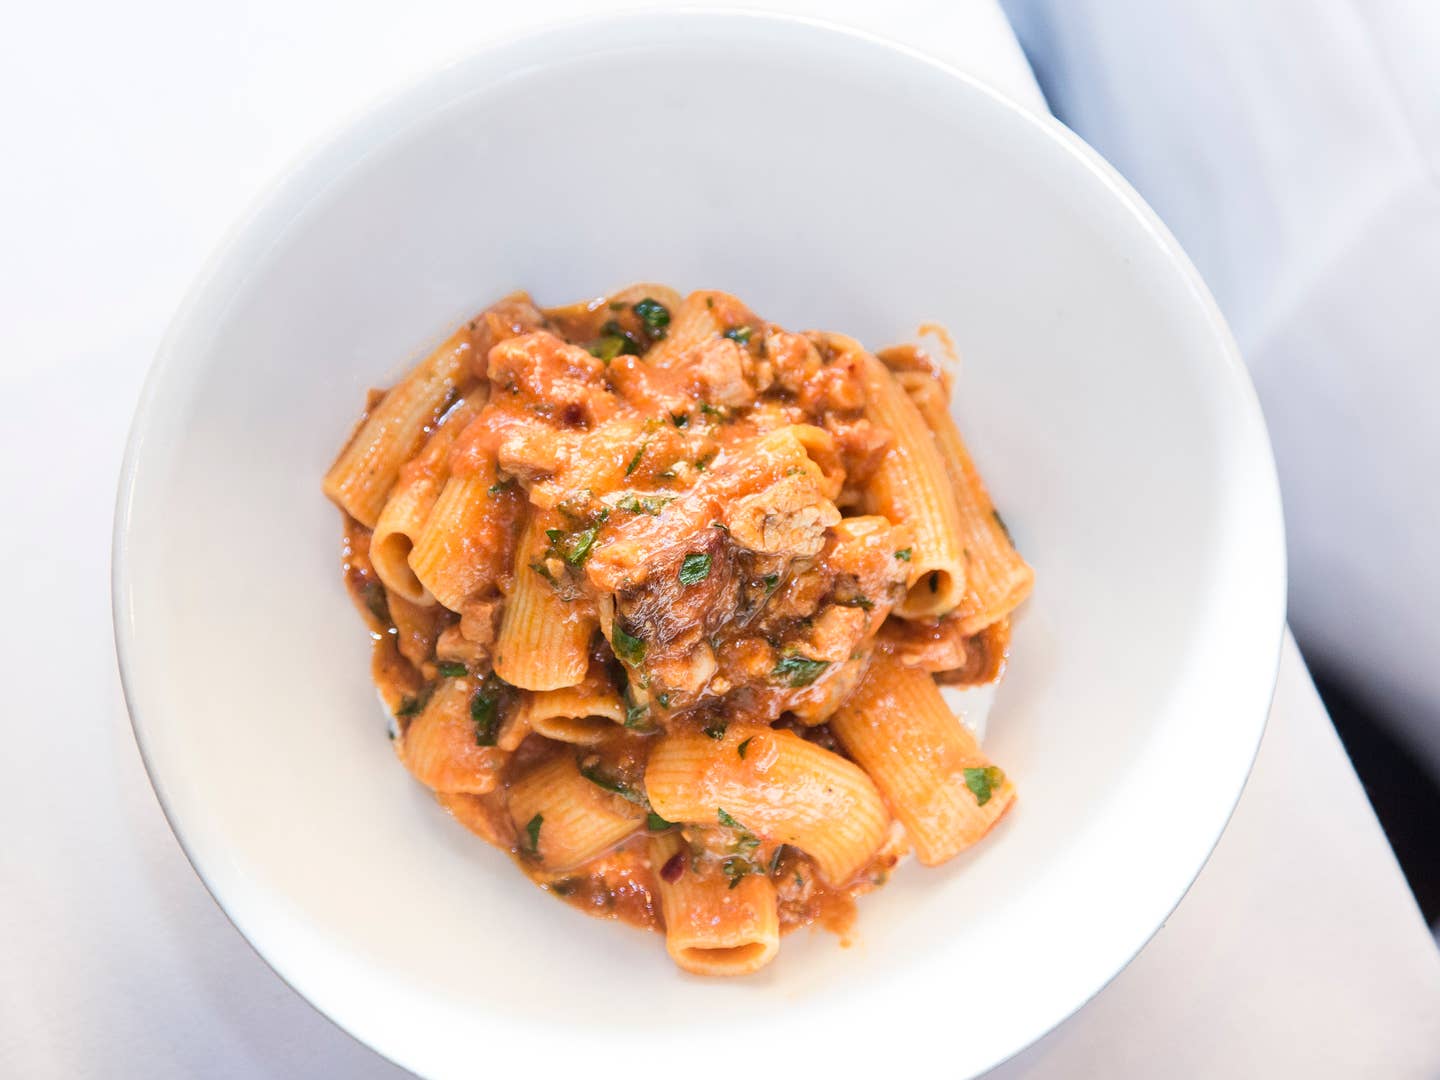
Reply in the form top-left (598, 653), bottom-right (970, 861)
top-left (546, 521), bottom-right (602, 566)
top-left (470, 676), bottom-right (507, 745)
top-left (487, 479), bottom-right (514, 496)
top-left (646, 811), bottom-right (674, 832)
top-left (656, 692), bottom-right (671, 708)
top-left (611, 624), bottom-right (647, 665)
top-left (579, 760), bottom-right (647, 805)
top-left (623, 702), bottom-right (653, 730)
top-left (589, 336), bottom-right (627, 363)
top-left (717, 808), bottom-right (743, 829)
top-left (395, 695), bottom-right (422, 719)
top-left (721, 856), bottom-right (751, 889)
top-left (524, 813), bottom-right (543, 852)
top-left (679, 552), bottom-right (713, 585)
top-left (615, 493), bottom-right (674, 516)
top-left (437, 661), bottom-right (467, 678)
top-left (839, 596), bottom-right (875, 611)
top-left (671, 412), bottom-right (688, 427)
top-left (694, 451), bottom-right (716, 472)
top-left (773, 654), bottom-right (829, 688)
top-left (894, 548), bottom-right (913, 561)
top-left (703, 719), bottom-right (728, 740)
top-left (529, 560), bottom-right (557, 584)
top-left (762, 573), bottom-right (780, 594)
top-left (737, 737), bottom-right (753, 760)
top-left (963, 765), bottom-right (1006, 807)
top-left (723, 326), bottom-right (752, 345)
top-left (633, 298), bottom-right (671, 339)
top-left (625, 441), bottom-right (648, 476)
top-left (699, 402), bottom-right (726, 420)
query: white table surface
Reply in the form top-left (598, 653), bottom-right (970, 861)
top-left (2, 1), bottom-right (1437, 1076)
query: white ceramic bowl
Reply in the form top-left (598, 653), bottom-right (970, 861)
top-left (114, 12), bottom-right (1285, 1078)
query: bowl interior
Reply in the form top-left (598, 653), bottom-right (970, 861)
top-left (115, 14), bottom-right (1283, 1079)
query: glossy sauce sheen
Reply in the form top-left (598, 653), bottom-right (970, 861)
top-left (337, 287), bottom-right (1008, 941)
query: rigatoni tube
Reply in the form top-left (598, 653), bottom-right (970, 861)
top-left (645, 724), bottom-right (890, 885)
top-left (649, 831), bottom-right (780, 976)
top-left (324, 326), bottom-right (474, 527)
top-left (899, 372), bottom-right (1033, 634)
top-left (830, 656), bottom-right (1015, 865)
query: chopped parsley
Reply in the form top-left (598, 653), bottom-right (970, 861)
top-left (395, 695), bottom-right (422, 719)
top-left (894, 547), bottom-right (913, 562)
top-left (737, 737), bottom-right (754, 760)
top-left (963, 765), bottom-right (1006, 807)
top-left (611, 624), bottom-right (647, 665)
top-left (589, 320), bottom-right (642, 363)
top-left (762, 573), bottom-right (781, 594)
top-left (702, 719), bottom-right (728, 740)
top-left (529, 560), bottom-right (557, 585)
top-left (623, 702), bottom-right (654, 730)
top-left (772, 654), bottom-right (829, 688)
top-left (717, 808), bottom-right (744, 829)
top-left (655, 692), bottom-right (671, 708)
top-left (721, 857), bottom-right (751, 889)
top-left (678, 552), bottom-right (713, 585)
top-left (588, 335), bottom-right (628, 363)
top-left (699, 402), bottom-right (726, 420)
top-left (670, 412), bottom-right (689, 427)
top-left (544, 519), bottom-right (604, 566)
top-left (693, 450), bottom-right (716, 472)
top-left (608, 300), bottom-right (628, 311)
top-left (625, 441), bottom-right (648, 476)
top-left (578, 759), bottom-right (648, 805)
top-left (723, 326), bottom-right (753, 345)
top-left (633, 298), bottom-right (671, 339)
top-left (524, 813), bottom-right (543, 852)
top-left (838, 595), bottom-right (875, 611)
top-left (470, 675), bottom-right (509, 745)
top-left (436, 661), bottom-right (467, 678)
top-left (487, 478), bottom-right (514, 496)
top-left (646, 811), bottom-right (674, 831)
top-left (615, 493), bottom-right (674, 516)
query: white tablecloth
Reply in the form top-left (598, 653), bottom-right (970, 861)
top-left (2, 2), bottom-right (1436, 1075)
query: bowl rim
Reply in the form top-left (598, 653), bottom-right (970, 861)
top-left (112, 8), bottom-right (1287, 1077)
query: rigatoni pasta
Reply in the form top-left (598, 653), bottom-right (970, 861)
top-left (324, 326), bottom-right (475, 527)
top-left (898, 371), bottom-right (1034, 633)
top-left (824, 334), bottom-right (967, 618)
top-left (649, 831), bottom-right (780, 976)
top-left (830, 656), bottom-right (1014, 864)
top-left (645, 724), bottom-right (891, 885)
top-left (493, 510), bottom-right (597, 690)
top-left (370, 394), bottom-right (484, 605)
top-left (327, 285), bottom-right (1031, 976)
